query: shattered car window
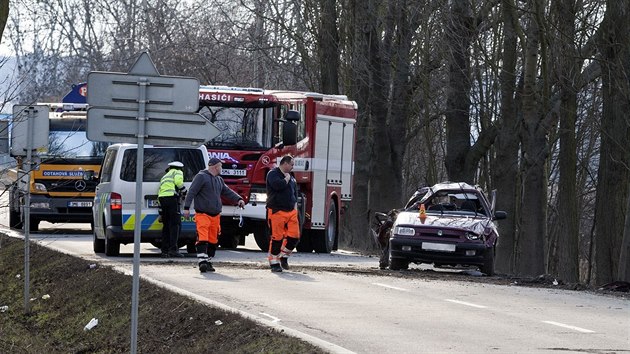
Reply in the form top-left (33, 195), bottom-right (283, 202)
top-left (407, 190), bottom-right (488, 216)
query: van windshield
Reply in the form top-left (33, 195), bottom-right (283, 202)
top-left (120, 148), bottom-right (205, 182)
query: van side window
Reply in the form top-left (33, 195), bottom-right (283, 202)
top-left (120, 148), bottom-right (205, 182)
top-left (99, 149), bottom-right (117, 183)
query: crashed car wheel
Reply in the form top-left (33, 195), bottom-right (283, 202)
top-left (389, 257), bottom-right (409, 270)
top-left (481, 246), bottom-right (495, 276)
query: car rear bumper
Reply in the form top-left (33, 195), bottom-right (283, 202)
top-left (390, 238), bottom-right (489, 266)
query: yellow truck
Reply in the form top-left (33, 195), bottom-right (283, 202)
top-left (9, 102), bottom-right (107, 231)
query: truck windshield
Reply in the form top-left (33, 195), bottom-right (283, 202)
top-left (48, 118), bottom-right (107, 157)
top-left (200, 106), bottom-right (273, 150)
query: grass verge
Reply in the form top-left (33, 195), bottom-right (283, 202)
top-left (0, 234), bottom-right (324, 353)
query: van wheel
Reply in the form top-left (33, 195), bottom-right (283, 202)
top-left (105, 235), bottom-right (120, 256)
top-left (93, 232), bottom-right (105, 253)
top-left (219, 234), bottom-right (239, 249)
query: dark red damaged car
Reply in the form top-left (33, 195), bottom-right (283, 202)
top-left (388, 182), bottom-right (506, 275)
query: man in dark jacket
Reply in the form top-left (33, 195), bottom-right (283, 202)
top-left (266, 155), bottom-right (299, 272)
top-left (183, 157), bottom-right (244, 272)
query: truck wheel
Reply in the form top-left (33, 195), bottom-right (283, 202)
top-left (105, 235), bottom-right (120, 256)
top-left (313, 201), bottom-right (337, 253)
top-left (29, 218), bottom-right (39, 232)
top-left (9, 209), bottom-right (22, 229)
top-left (253, 225), bottom-right (270, 252)
top-left (296, 230), bottom-right (313, 253)
top-left (93, 232), bottom-right (105, 253)
top-left (480, 247), bottom-right (495, 276)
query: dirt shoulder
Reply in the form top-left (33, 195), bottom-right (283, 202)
top-left (0, 234), bottom-right (324, 353)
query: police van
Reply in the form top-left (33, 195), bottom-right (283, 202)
top-left (91, 143), bottom-right (209, 256)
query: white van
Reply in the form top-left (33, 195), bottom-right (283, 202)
top-left (92, 143), bottom-right (209, 256)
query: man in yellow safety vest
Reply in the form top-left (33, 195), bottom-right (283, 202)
top-left (158, 161), bottom-right (186, 257)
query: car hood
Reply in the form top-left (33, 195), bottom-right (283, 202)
top-left (395, 211), bottom-right (494, 235)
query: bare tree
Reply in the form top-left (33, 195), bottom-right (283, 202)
top-left (594, 0), bottom-right (630, 284)
top-left (0, 0), bottom-right (8, 41)
top-left (318, 0), bottom-right (340, 93)
top-left (493, 0), bottom-right (520, 274)
top-left (548, 0), bottom-right (580, 283)
top-left (515, 0), bottom-right (547, 276)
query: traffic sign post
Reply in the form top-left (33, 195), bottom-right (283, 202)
top-left (86, 52), bottom-right (219, 354)
top-left (87, 108), bottom-right (219, 146)
top-left (11, 105), bottom-right (49, 157)
top-left (11, 105), bottom-right (50, 315)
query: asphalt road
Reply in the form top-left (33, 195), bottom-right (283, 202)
top-left (1, 197), bottom-right (629, 353)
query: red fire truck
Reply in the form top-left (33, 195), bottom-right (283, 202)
top-left (198, 86), bottom-right (357, 253)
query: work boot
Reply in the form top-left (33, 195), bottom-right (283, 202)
top-left (270, 263), bottom-right (283, 273)
top-left (169, 251), bottom-right (184, 258)
top-left (207, 262), bottom-right (215, 272)
top-left (160, 252), bottom-right (169, 258)
top-left (199, 261), bottom-right (208, 273)
top-left (280, 257), bottom-right (289, 270)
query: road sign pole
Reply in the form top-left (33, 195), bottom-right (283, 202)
top-left (130, 79), bottom-right (148, 354)
top-left (23, 108), bottom-right (34, 315)
top-left (85, 52), bottom-right (221, 352)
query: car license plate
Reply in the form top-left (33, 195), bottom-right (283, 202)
top-left (147, 199), bottom-right (160, 208)
top-left (68, 201), bottom-right (93, 207)
top-left (422, 242), bottom-right (456, 252)
top-left (222, 169), bottom-right (246, 176)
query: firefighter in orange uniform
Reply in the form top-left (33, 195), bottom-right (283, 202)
top-left (183, 157), bottom-right (244, 273)
top-left (266, 155), bottom-right (300, 272)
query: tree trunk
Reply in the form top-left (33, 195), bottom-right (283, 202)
top-left (341, 0), bottom-right (380, 251)
top-left (366, 0), bottom-right (401, 214)
top-left (387, 0), bottom-right (417, 205)
top-left (594, 0), bottom-right (630, 284)
top-left (550, 0), bottom-right (580, 283)
top-left (494, 0), bottom-right (520, 274)
top-left (620, 190), bottom-right (630, 281)
top-left (444, 0), bottom-right (474, 183)
top-left (516, 0), bottom-right (546, 277)
top-left (0, 0), bottom-right (8, 41)
top-left (318, 0), bottom-right (340, 94)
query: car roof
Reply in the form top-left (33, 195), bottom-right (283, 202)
top-left (428, 182), bottom-right (479, 193)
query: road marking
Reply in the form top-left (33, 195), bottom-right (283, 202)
top-left (542, 321), bottom-right (595, 333)
top-left (260, 312), bottom-right (281, 323)
top-left (227, 250), bottom-right (242, 254)
top-left (372, 283), bottom-right (409, 291)
top-left (445, 299), bottom-right (487, 308)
